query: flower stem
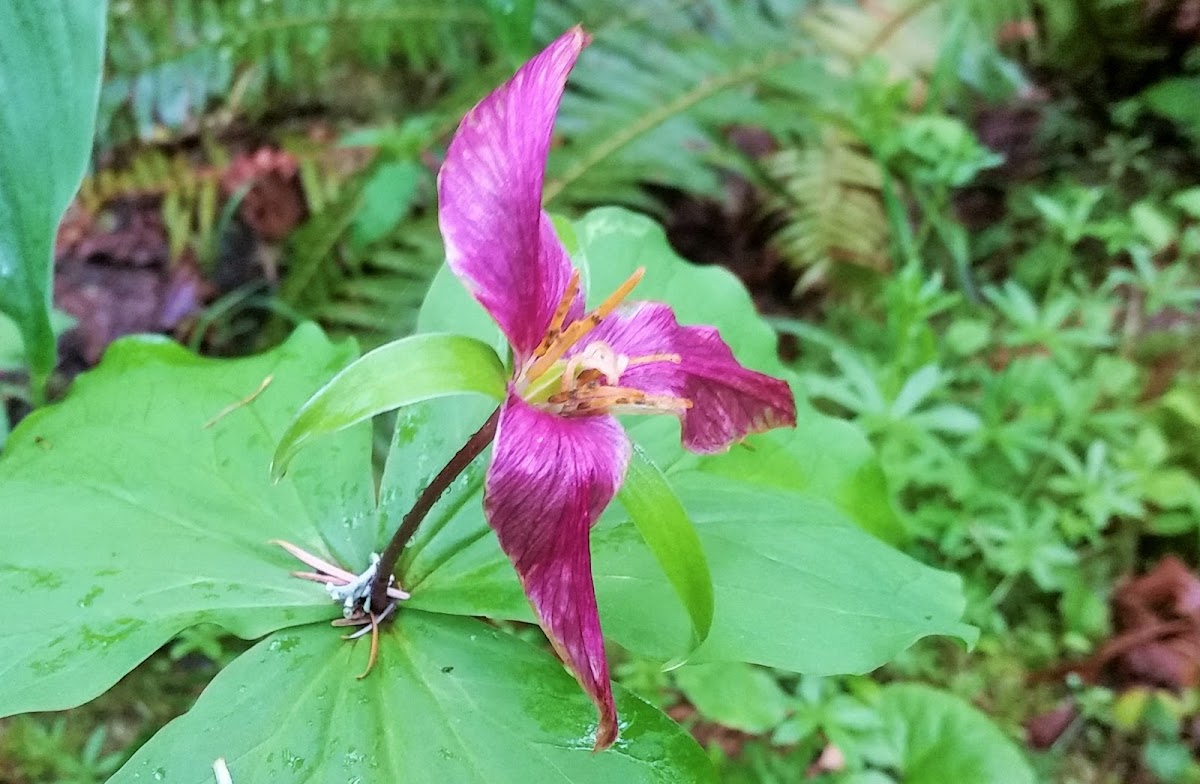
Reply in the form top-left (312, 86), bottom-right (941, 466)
top-left (369, 406), bottom-right (501, 613)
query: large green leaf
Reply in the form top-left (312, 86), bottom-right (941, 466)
top-left (0, 325), bottom-right (373, 717)
top-left (0, 321), bottom-right (712, 779)
top-left (384, 207), bottom-right (972, 673)
top-left (602, 474), bottom-right (969, 669)
top-left (877, 684), bottom-right (1036, 784)
top-left (114, 617), bottom-right (714, 783)
top-left (272, 332), bottom-right (507, 479)
top-left (405, 472), bottom-right (972, 673)
top-left (691, 398), bottom-right (906, 545)
top-left (0, 2), bottom-right (106, 393)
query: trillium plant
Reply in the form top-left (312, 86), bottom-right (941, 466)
top-left (0, 11), bottom-right (975, 782)
top-left (429, 27), bottom-right (798, 746)
top-left (283, 26), bottom-right (796, 748)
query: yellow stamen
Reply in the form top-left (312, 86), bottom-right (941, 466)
top-left (588, 267), bottom-right (645, 323)
top-left (524, 267), bottom-right (645, 382)
top-left (532, 269), bottom-right (581, 358)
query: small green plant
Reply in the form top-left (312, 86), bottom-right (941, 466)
top-left (672, 664), bottom-right (1035, 783)
top-left (787, 216), bottom-right (1196, 650)
top-left (0, 718), bottom-right (123, 784)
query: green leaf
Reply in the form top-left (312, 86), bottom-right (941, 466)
top-left (618, 443), bottom-right (714, 661)
top-left (1143, 467), bottom-right (1200, 512)
top-left (400, 468), bottom-right (973, 674)
top-left (1171, 187), bottom-right (1200, 219)
top-left (877, 684), bottom-right (1036, 784)
top-left (272, 332), bottom-right (506, 479)
top-left (483, 0), bottom-right (537, 60)
top-left (0, 2), bottom-right (106, 394)
top-left (350, 159), bottom-right (424, 248)
top-left (691, 399), bottom-right (907, 544)
top-left (0, 325), bottom-right (375, 718)
top-left (113, 617), bottom-right (715, 783)
top-left (1130, 201), bottom-right (1176, 251)
top-left (1143, 77), bottom-right (1200, 137)
top-left (388, 207), bottom-right (972, 674)
top-left (595, 474), bottom-right (973, 671)
top-left (674, 662), bottom-right (790, 734)
top-left (0, 309), bottom-right (75, 373)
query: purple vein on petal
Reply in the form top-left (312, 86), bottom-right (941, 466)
top-left (581, 301), bottom-right (798, 453)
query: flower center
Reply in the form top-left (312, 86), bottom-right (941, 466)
top-left (515, 268), bottom-right (692, 418)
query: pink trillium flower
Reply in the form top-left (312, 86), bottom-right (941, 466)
top-left (437, 26), bottom-right (797, 750)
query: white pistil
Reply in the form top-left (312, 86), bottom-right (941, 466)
top-left (326, 552), bottom-right (386, 617)
top-left (562, 341), bottom-right (628, 389)
top-left (270, 540), bottom-right (411, 614)
top-left (271, 540), bottom-right (405, 679)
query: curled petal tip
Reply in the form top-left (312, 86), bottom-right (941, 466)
top-left (566, 24), bottom-right (593, 49)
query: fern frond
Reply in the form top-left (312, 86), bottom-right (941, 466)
top-left (305, 242), bottom-right (436, 342)
top-left (268, 168), bottom-right (440, 346)
top-left (79, 149), bottom-right (224, 212)
top-left (803, 0), bottom-right (945, 84)
top-left (78, 148), bottom-right (227, 265)
top-left (764, 130), bottom-right (890, 286)
top-left (538, 0), bottom-right (813, 210)
top-left (102, 0), bottom-right (492, 143)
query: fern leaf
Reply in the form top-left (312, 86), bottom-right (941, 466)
top-left (102, 0), bottom-right (492, 144)
top-left (802, 0), bottom-right (947, 84)
top-left (764, 130), bottom-right (890, 287)
top-left (538, 0), bottom-right (812, 210)
top-left (267, 165), bottom-right (441, 346)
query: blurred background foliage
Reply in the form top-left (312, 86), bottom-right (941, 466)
top-left (5, 0), bottom-right (1200, 781)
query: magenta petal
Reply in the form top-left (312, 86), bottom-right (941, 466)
top-left (586, 302), bottom-right (797, 453)
top-left (484, 391), bottom-right (630, 750)
top-left (437, 28), bottom-right (588, 358)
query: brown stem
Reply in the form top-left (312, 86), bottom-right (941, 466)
top-left (369, 406), bottom-right (500, 612)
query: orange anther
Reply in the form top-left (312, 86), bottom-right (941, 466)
top-left (524, 267), bottom-right (645, 382)
top-left (533, 269), bottom-right (582, 358)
